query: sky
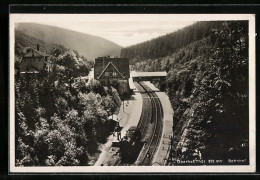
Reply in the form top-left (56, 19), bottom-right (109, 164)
top-left (42, 20), bottom-right (195, 47)
top-left (10, 14), bottom-right (254, 47)
top-left (11, 14), bottom-right (196, 47)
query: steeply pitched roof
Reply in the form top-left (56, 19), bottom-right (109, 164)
top-left (23, 48), bottom-right (49, 58)
top-left (97, 61), bottom-right (125, 79)
top-left (94, 57), bottom-right (130, 79)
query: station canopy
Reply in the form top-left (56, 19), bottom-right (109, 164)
top-left (131, 71), bottom-right (167, 77)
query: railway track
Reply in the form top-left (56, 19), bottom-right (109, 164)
top-left (134, 82), bottom-right (152, 137)
top-left (134, 82), bottom-right (164, 165)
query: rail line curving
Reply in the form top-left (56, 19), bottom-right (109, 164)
top-left (134, 81), bottom-right (164, 165)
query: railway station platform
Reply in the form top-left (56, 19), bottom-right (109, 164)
top-left (143, 81), bottom-right (174, 166)
top-left (94, 81), bottom-right (143, 166)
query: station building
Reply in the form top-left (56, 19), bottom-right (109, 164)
top-left (94, 56), bottom-right (130, 97)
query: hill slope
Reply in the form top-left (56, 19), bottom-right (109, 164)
top-left (121, 21), bottom-right (215, 63)
top-left (15, 30), bottom-right (67, 59)
top-left (122, 21), bottom-right (249, 165)
top-left (16, 23), bottom-right (122, 59)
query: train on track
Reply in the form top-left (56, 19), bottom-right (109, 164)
top-left (119, 126), bottom-right (144, 164)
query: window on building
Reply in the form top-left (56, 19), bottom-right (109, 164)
top-left (113, 71), bottom-right (118, 77)
top-left (105, 72), bottom-right (110, 77)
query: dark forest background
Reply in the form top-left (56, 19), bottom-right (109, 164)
top-left (122, 21), bottom-right (249, 163)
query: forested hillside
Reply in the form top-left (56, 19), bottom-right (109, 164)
top-left (15, 32), bottom-right (121, 166)
top-left (16, 23), bottom-right (122, 59)
top-left (15, 30), bottom-right (68, 57)
top-left (122, 21), bottom-right (249, 164)
top-left (121, 21), bottom-right (216, 64)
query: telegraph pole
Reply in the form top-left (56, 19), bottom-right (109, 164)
top-left (167, 134), bottom-right (174, 165)
top-left (167, 135), bottom-right (172, 165)
top-left (170, 124), bottom-right (175, 165)
top-left (123, 100), bottom-right (124, 112)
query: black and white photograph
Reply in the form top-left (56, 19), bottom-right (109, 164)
top-left (9, 13), bottom-right (256, 173)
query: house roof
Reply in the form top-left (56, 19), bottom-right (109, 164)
top-left (94, 57), bottom-right (130, 79)
top-left (23, 48), bottom-right (49, 58)
top-left (97, 61), bottom-right (125, 79)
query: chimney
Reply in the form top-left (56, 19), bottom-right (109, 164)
top-left (36, 44), bottom-right (40, 51)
